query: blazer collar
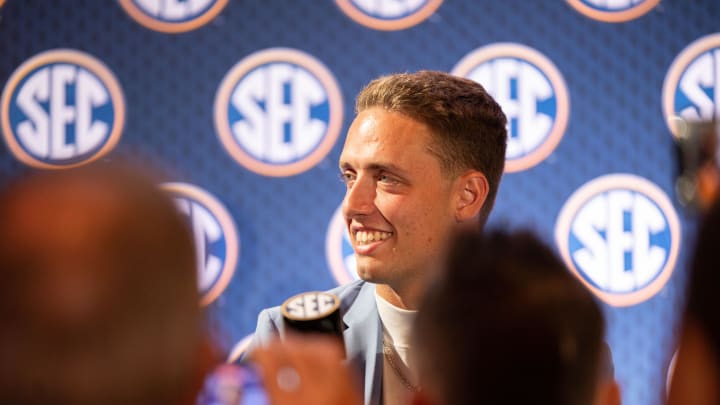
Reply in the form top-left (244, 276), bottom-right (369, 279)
top-left (343, 282), bottom-right (383, 405)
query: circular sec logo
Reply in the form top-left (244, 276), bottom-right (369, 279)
top-left (453, 43), bottom-right (569, 173)
top-left (663, 33), bottom-right (720, 138)
top-left (555, 174), bottom-right (681, 307)
top-left (1, 49), bottom-right (125, 169)
top-left (162, 182), bottom-right (240, 306)
top-left (566, 0), bottom-right (660, 23)
top-left (335, 0), bottom-right (442, 31)
top-left (214, 48), bottom-right (343, 177)
top-left (118, 0), bottom-right (228, 33)
top-left (325, 204), bottom-right (359, 285)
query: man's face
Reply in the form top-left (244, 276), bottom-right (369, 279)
top-left (338, 108), bottom-right (459, 289)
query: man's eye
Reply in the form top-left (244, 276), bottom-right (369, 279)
top-left (339, 172), bottom-right (355, 186)
top-left (378, 174), bottom-right (397, 184)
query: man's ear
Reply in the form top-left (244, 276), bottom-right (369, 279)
top-left (454, 170), bottom-right (489, 222)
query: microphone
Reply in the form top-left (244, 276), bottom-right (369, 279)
top-left (281, 291), bottom-right (345, 349)
top-left (198, 292), bottom-right (347, 405)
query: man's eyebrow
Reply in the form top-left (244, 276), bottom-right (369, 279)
top-left (339, 161), bottom-right (409, 176)
top-left (367, 163), bottom-right (408, 175)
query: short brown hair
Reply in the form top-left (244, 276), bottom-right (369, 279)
top-left (356, 70), bottom-right (507, 225)
top-left (415, 230), bottom-right (606, 405)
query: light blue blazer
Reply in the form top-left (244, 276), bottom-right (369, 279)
top-left (251, 280), bottom-right (383, 405)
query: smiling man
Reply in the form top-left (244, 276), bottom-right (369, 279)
top-left (252, 70), bottom-right (507, 405)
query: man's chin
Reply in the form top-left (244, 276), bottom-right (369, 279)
top-left (355, 265), bottom-right (389, 285)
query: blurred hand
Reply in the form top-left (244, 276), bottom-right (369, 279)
top-left (250, 334), bottom-right (362, 405)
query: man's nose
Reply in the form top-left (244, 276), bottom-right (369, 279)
top-left (342, 175), bottom-right (375, 218)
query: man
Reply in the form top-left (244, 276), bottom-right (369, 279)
top-left (252, 70), bottom-right (508, 405)
top-left (413, 230), bottom-right (621, 405)
top-left (0, 165), bottom-right (213, 404)
top-left (667, 196), bottom-right (720, 405)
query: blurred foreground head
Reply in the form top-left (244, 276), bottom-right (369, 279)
top-left (668, 196), bottom-right (720, 405)
top-left (413, 230), bottom-right (619, 405)
top-left (0, 165), bottom-right (202, 405)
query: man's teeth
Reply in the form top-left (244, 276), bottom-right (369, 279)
top-left (355, 230), bottom-right (392, 244)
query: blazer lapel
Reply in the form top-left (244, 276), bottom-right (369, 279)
top-left (343, 282), bottom-right (383, 405)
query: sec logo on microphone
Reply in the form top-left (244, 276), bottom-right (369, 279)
top-left (162, 182), bottom-right (240, 306)
top-left (566, 0), bottom-right (660, 23)
top-left (326, 204), bottom-right (359, 286)
top-left (555, 174), bottom-right (681, 307)
top-left (663, 33), bottom-right (720, 138)
top-left (335, 0), bottom-right (443, 31)
top-left (118, 0), bottom-right (228, 33)
top-left (214, 48), bottom-right (343, 177)
top-left (1, 49), bottom-right (125, 169)
top-left (453, 43), bottom-right (569, 173)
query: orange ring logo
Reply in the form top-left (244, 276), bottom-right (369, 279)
top-left (1, 49), bottom-right (125, 169)
top-left (118, 0), bottom-right (228, 33)
top-left (566, 0), bottom-right (659, 23)
top-left (325, 204), bottom-right (359, 286)
top-left (162, 182), bottom-right (240, 307)
top-left (335, 0), bottom-right (442, 31)
top-left (453, 43), bottom-right (569, 173)
top-left (555, 174), bottom-right (681, 307)
top-left (666, 349), bottom-right (678, 398)
top-left (215, 48), bottom-right (343, 177)
top-left (662, 33), bottom-right (720, 138)
top-left (226, 334), bottom-right (254, 363)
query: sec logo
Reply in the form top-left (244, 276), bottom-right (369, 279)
top-left (325, 204), bottom-right (359, 286)
top-left (162, 182), bottom-right (240, 306)
top-left (663, 33), bottom-right (720, 138)
top-left (335, 0), bottom-right (442, 31)
top-left (453, 43), bottom-right (569, 172)
top-left (214, 48), bottom-right (343, 177)
top-left (555, 174), bottom-right (681, 307)
top-left (1, 49), bottom-right (125, 169)
top-left (566, 0), bottom-right (660, 23)
top-left (118, 0), bottom-right (228, 33)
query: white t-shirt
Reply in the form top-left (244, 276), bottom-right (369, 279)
top-left (375, 292), bottom-right (419, 405)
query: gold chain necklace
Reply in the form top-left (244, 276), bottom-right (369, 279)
top-left (382, 340), bottom-right (420, 392)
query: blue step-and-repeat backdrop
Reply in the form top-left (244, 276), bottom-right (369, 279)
top-left (1, 1), bottom-right (719, 404)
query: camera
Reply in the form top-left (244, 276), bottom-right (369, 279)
top-left (674, 119), bottom-right (720, 211)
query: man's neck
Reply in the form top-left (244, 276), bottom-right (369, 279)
top-left (375, 283), bottom-right (424, 310)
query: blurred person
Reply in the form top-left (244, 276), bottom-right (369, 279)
top-left (0, 164), bottom-right (361, 405)
top-left (667, 197), bottom-right (720, 405)
top-left (252, 70), bottom-right (508, 405)
top-left (0, 165), bottom-right (212, 404)
top-left (412, 230), bottom-right (621, 405)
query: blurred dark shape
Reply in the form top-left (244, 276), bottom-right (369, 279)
top-left (668, 195), bottom-right (720, 404)
top-left (413, 229), bottom-right (620, 405)
top-left (0, 164), bottom-right (209, 405)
